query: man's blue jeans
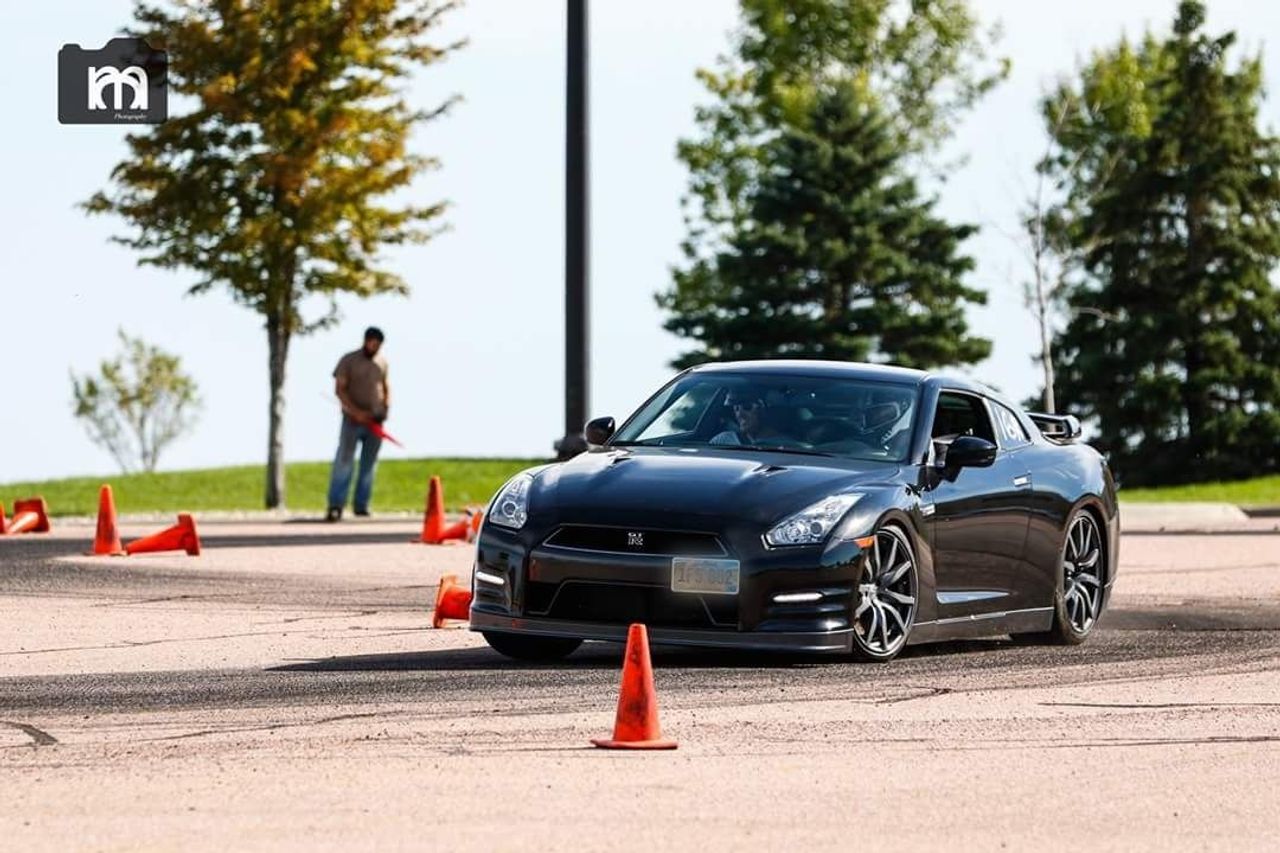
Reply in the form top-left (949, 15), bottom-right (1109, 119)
top-left (327, 416), bottom-right (383, 512)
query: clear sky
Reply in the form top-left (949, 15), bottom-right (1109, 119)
top-left (2, 1), bottom-right (1277, 484)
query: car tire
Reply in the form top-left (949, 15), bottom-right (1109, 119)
top-left (1017, 508), bottom-right (1106, 646)
top-left (483, 631), bottom-right (582, 661)
top-left (850, 524), bottom-right (918, 663)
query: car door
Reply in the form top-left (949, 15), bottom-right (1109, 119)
top-left (925, 391), bottom-right (1032, 620)
top-left (987, 399), bottom-right (1046, 611)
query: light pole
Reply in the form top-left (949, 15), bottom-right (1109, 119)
top-left (556, 0), bottom-right (590, 459)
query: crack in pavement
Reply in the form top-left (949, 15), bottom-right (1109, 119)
top-left (2, 628), bottom-right (317, 657)
top-left (277, 610), bottom-right (381, 624)
top-left (1, 721), bottom-right (58, 747)
top-left (1040, 700), bottom-right (1280, 709)
top-left (876, 686), bottom-right (953, 704)
top-left (1124, 563), bottom-right (1280, 575)
top-left (931, 734), bottom-right (1280, 751)
top-left (91, 594), bottom-right (209, 608)
top-left (148, 711), bottom-right (401, 742)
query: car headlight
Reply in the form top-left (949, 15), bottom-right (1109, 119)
top-left (489, 472), bottom-right (534, 529)
top-left (764, 493), bottom-right (863, 547)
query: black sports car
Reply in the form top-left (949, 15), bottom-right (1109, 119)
top-left (470, 361), bottom-right (1119, 662)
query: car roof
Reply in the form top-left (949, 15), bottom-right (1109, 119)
top-left (686, 359), bottom-right (1009, 405)
top-left (689, 359), bottom-right (926, 383)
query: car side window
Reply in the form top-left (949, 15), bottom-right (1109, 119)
top-left (992, 402), bottom-right (1031, 448)
top-left (931, 392), bottom-right (996, 444)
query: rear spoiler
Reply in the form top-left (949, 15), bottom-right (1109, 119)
top-left (1027, 412), bottom-right (1082, 443)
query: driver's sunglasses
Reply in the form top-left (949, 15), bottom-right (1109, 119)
top-left (728, 399), bottom-right (763, 413)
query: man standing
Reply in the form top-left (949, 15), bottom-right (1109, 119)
top-left (326, 327), bottom-right (390, 521)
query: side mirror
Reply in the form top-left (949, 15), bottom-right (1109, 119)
top-left (945, 435), bottom-right (997, 469)
top-left (584, 416), bottom-right (616, 449)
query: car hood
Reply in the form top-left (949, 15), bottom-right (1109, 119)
top-left (532, 447), bottom-right (903, 529)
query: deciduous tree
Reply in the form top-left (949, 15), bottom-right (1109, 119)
top-left (86, 0), bottom-right (462, 506)
top-left (71, 330), bottom-right (200, 473)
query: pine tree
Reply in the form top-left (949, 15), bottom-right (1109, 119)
top-left (662, 0), bottom-right (1004, 370)
top-left (1047, 1), bottom-right (1280, 484)
top-left (663, 86), bottom-right (989, 369)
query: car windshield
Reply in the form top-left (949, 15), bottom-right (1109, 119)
top-left (611, 372), bottom-right (919, 463)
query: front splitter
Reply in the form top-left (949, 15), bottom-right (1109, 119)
top-left (468, 608), bottom-right (853, 654)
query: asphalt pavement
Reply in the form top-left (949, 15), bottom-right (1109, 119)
top-left (1, 518), bottom-right (1278, 851)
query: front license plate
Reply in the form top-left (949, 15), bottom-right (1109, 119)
top-left (671, 557), bottom-right (740, 595)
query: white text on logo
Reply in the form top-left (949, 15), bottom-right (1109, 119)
top-left (88, 66), bottom-right (148, 111)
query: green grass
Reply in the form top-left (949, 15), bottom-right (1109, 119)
top-left (8, 460), bottom-right (1276, 516)
top-left (1120, 474), bottom-right (1280, 507)
top-left (0, 458), bottom-right (543, 517)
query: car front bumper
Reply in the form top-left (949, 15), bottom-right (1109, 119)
top-left (467, 521), bottom-right (870, 653)
top-left (469, 608), bottom-right (855, 653)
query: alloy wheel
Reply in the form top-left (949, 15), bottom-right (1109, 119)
top-left (853, 526), bottom-right (917, 657)
top-left (1063, 513), bottom-right (1103, 634)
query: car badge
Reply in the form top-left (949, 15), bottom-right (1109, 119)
top-left (627, 532), bottom-right (644, 548)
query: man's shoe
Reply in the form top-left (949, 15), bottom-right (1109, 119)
top-left (325, 507), bottom-right (343, 523)
top-left (354, 508), bottom-right (371, 517)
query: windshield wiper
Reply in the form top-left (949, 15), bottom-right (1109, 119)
top-left (610, 441), bottom-right (839, 458)
top-left (727, 445), bottom-right (839, 458)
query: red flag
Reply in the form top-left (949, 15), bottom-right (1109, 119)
top-left (368, 420), bottom-right (404, 448)
top-left (318, 392), bottom-right (404, 447)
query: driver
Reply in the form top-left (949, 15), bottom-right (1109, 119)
top-left (710, 390), bottom-right (789, 446)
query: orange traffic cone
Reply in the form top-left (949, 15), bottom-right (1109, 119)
top-left (88, 484), bottom-right (125, 556)
top-left (125, 513), bottom-right (201, 556)
top-left (415, 475), bottom-right (446, 544)
top-left (432, 573), bottom-right (473, 628)
top-left (438, 515), bottom-right (470, 543)
top-left (0, 501), bottom-right (6, 534)
top-left (6, 498), bottom-right (51, 535)
top-left (466, 508), bottom-right (485, 542)
top-left (592, 623), bottom-right (678, 750)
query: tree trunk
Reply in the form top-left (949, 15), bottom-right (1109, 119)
top-left (265, 315), bottom-right (290, 509)
top-left (1182, 339), bottom-right (1204, 453)
top-left (1183, 192), bottom-right (1208, 456)
top-left (1036, 287), bottom-right (1055, 414)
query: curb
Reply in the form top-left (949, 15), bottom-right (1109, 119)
top-left (40, 512), bottom-right (461, 527)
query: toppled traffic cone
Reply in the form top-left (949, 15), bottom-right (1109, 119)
top-left (414, 475), bottom-right (446, 544)
top-left (437, 515), bottom-right (470, 544)
top-left (466, 507), bottom-right (485, 542)
top-left (6, 498), bottom-right (51, 535)
top-left (87, 484), bottom-right (125, 556)
top-left (125, 513), bottom-right (201, 556)
top-left (592, 623), bottom-right (678, 750)
top-left (432, 573), bottom-right (473, 629)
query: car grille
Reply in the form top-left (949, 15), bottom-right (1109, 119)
top-left (543, 525), bottom-right (725, 556)
top-left (525, 580), bottom-right (736, 629)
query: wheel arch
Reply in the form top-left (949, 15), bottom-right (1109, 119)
top-left (1067, 494), bottom-right (1114, 588)
top-left (869, 505), bottom-right (935, 625)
